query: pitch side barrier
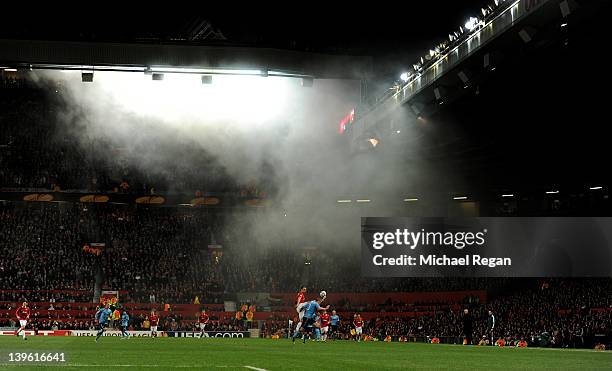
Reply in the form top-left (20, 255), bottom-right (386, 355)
top-left (73, 331), bottom-right (249, 338)
top-left (71, 331), bottom-right (251, 338)
top-left (0, 330), bottom-right (250, 338)
top-left (72, 330), bottom-right (162, 337)
top-left (167, 331), bottom-right (250, 338)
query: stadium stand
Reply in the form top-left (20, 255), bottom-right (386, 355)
top-left (0, 77), bottom-right (610, 349)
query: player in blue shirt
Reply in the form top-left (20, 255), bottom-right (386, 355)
top-left (313, 315), bottom-right (321, 341)
top-left (292, 295), bottom-right (329, 343)
top-left (120, 310), bottom-right (130, 339)
top-left (330, 310), bottom-right (340, 340)
top-left (95, 303), bottom-right (112, 342)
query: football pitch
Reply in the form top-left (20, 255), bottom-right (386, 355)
top-left (0, 337), bottom-right (610, 370)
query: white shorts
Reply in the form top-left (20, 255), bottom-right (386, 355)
top-left (151, 326), bottom-right (158, 332)
top-left (199, 323), bottom-right (207, 330)
top-left (355, 327), bottom-right (362, 335)
top-left (297, 303), bottom-right (307, 320)
top-left (19, 320), bottom-right (27, 327)
top-left (321, 326), bottom-right (329, 334)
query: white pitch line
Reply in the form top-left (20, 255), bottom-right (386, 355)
top-left (244, 366), bottom-right (269, 371)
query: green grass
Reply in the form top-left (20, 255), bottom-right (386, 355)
top-left (0, 337), bottom-right (610, 370)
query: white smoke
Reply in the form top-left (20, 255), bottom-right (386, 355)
top-left (31, 69), bottom-right (367, 248)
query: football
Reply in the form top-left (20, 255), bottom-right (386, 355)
top-left (320, 290), bottom-right (327, 298)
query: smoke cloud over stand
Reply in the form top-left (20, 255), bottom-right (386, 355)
top-left (31, 70), bottom-right (375, 250)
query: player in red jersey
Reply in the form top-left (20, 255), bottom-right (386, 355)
top-left (319, 310), bottom-right (331, 342)
top-left (149, 309), bottom-right (159, 338)
top-left (353, 314), bottom-right (364, 342)
top-left (293, 286), bottom-right (308, 334)
top-left (15, 301), bottom-right (30, 340)
top-left (198, 309), bottom-right (209, 338)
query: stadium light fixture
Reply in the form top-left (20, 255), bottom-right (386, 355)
top-left (403, 198), bottom-right (419, 202)
top-left (561, 23), bottom-right (568, 27)
top-left (501, 194), bottom-right (514, 198)
top-left (201, 75), bottom-right (213, 84)
top-left (302, 77), bottom-right (314, 87)
top-left (411, 103), bottom-right (423, 117)
top-left (434, 87), bottom-right (444, 104)
top-left (484, 53), bottom-right (490, 69)
top-left (3, 68), bottom-right (17, 72)
top-left (337, 200), bottom-right (352, 203)
top-left (356, 199), bottom-right (371, 203)
top-left (458, 70), bottom-right (469, 89)
top-left (589, 186), bottom-right (603, 190)
top-left (434, 87), bottom-right (441, 100)
top-left (81, 72), bottom-right (94, 82)
top-left (400, 72), bottom-right (410, 82)
top-left (518, 28), bottom-right (533, 43)
top-left (453, 196), bottom-right (468, 200)
top-left (546, 190), bottom-right (559, 194)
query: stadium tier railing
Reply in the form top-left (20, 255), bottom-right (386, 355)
top-left (352, 0), bottom-right (550, 138)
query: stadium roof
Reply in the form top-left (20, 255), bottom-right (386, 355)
top-left (0, 4), bottom-right (490, 80)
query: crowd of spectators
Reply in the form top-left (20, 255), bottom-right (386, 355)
top-left (0, 291), bottom-right (92, 303)
top-left (0, 200), bottom-right (508, 302)
top-left (2, 201), bottom-right (612, 310)
top-left (284, 279), bottom-right (611, 348)
top-left (0, 203), bottom-right (96, 291)
top-left (100, 207), bottom-right (225, 303)
top-left (0, 202), bottom-right (227, 303)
